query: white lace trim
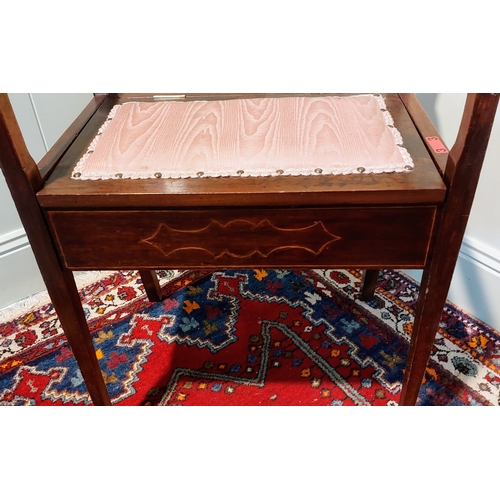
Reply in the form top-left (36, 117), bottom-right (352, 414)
top-left (373, 94), bottom-right (415, 172)
top-left (71, 94), bottom-right (415, 180)
top-left (72, 105), bottom-right (119, 180)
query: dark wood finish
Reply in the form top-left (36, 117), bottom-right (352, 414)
top-left (37, 93), bottom-right (446, 209)
top-left (1, 92), bottom-right (497, 406)
top-left (139, 270), bottom-right (163, 302)
top-left (38, 95), bottom-right (107, 181)
top-left (47, 207), bottom-right (436, 269)
top-left (360, 269), bottom-right (380, 301)
top-left (400, 93), bottom-right (500, 404)
top-left (398, 93), bottom-right (449, 176)
top-left (0, 95), bottom-right (111, 406)
top-left (0, 94), bottom-right (43, 191)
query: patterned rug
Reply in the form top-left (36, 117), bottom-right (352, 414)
top-left (1, 268), bottom-right (499, 406)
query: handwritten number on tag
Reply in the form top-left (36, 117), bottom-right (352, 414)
top-left (426, 136), bottom-right (449, 154)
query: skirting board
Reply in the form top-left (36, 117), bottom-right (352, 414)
top-left (1, 229), bottom-right (500, 331)
top-left (0, 230), bottom-right (114, 318)
top-left (0, 230), bottom-right (45, 310)
top-left (403, 235), bottom-right (500, 332)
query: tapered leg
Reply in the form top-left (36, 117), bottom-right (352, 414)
top-left (46, 268), bottom-right (111, 406)
top-left (360, 269), bottom-right (379, 301)
top-left (399, 263), bottom-right (454, 405)
top-left (0, 95), bottom-right (111, 405)
top-left (16, 240), bottom-right (111, 405)
top-left (29, 219), bottom-right (111, 405)
top-left (139, 270), bottom-right (163, 302)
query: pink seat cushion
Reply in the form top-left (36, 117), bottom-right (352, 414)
top-left (72, 94), bottom-right (414, 180)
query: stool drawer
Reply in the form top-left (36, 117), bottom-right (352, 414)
top-left (47, 207), bottom-right (436, 269)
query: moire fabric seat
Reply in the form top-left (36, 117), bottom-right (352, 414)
top-left (72, 94), bottom-right (414, 180)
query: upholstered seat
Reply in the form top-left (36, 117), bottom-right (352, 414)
top-left (37, 94), bottom-right (445, 210)
top-left (72, 95), bottom-right (414, 180)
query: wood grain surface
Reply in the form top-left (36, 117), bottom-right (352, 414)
top-left (38, 93), bottom-right (446, 208)
top-left (46, 206), bottom-right (436, 269)
top-left (74, 95), bottom-right (412, 179)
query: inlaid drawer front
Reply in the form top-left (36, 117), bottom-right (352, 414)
top-left (47, 207), bottom-right (436, 269)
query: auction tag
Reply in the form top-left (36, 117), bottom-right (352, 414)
top-left (426, 136), bottom-right (449, 154)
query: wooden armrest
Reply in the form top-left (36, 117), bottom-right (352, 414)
top-left (38, 94), bottom-right (108, 182)
top-left (398, 93), bottom-right (448, 178)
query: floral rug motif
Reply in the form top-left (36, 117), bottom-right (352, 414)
top-left (1, 268), bottom-right (499, 405)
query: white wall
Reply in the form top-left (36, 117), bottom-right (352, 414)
top-left (1, 93), bottom-right (500, 331)
top-left (407, 94), bottom-right (500, 330)
top-left (0, 93), bottom-right (93, 308)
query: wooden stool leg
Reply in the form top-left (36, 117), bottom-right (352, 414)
top-left (139, 270), bottom-right (163, 302)
top-left (400, 95), bottom-right (500, 405)
top-left (47, 268), bottom-right (111, 406)
top-left (360, 269), bottom-right (379, 301)
top-left (399, 263), bottom-right (453, 406)
top-left (0, 94), bottom-right (111, 406)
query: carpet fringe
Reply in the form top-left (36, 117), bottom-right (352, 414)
top-left (0, 271), bottom-right (115, 324)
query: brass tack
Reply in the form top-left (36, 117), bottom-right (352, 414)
top-left (237, 170), bottom-right (244, 175)
top-left (315, 168), bottom-right (323, 174)
top-left (115, 173), bottom-right (123, 178)
top-left (357, 167), bottom-right (366, 173)
top-left (276, 169), bottom-right (284, 175)
top-left (380, 108), bottom-right (387, 112)
top-left (154, 172), bottom-right (162, 179)
top-left (197, 171), bottom-right (204, 177)
top-left (404, 165), bottom-right (414, 171)
top-left (73, 172), bottom-right (81, 178)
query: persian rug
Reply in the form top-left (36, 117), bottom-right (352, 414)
top-left (1, 268), bottom-right (499, 406)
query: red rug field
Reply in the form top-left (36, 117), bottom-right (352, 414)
top-left (1, 268), bottom-right (499, 405)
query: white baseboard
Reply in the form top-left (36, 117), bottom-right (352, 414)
top-left (0, 228), bottom-right (29, 256)
top-left (403, 235), bottom-right (500, 332)
top-left (0, 230), bottom-right (45, 310)
top-left (460, 235), bottom-right (500, 278)
top-left (2, 228), bottom-right (500, 332)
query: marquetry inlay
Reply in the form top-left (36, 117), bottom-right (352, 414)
top-left (140, 219), bottom-right (341, 259)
